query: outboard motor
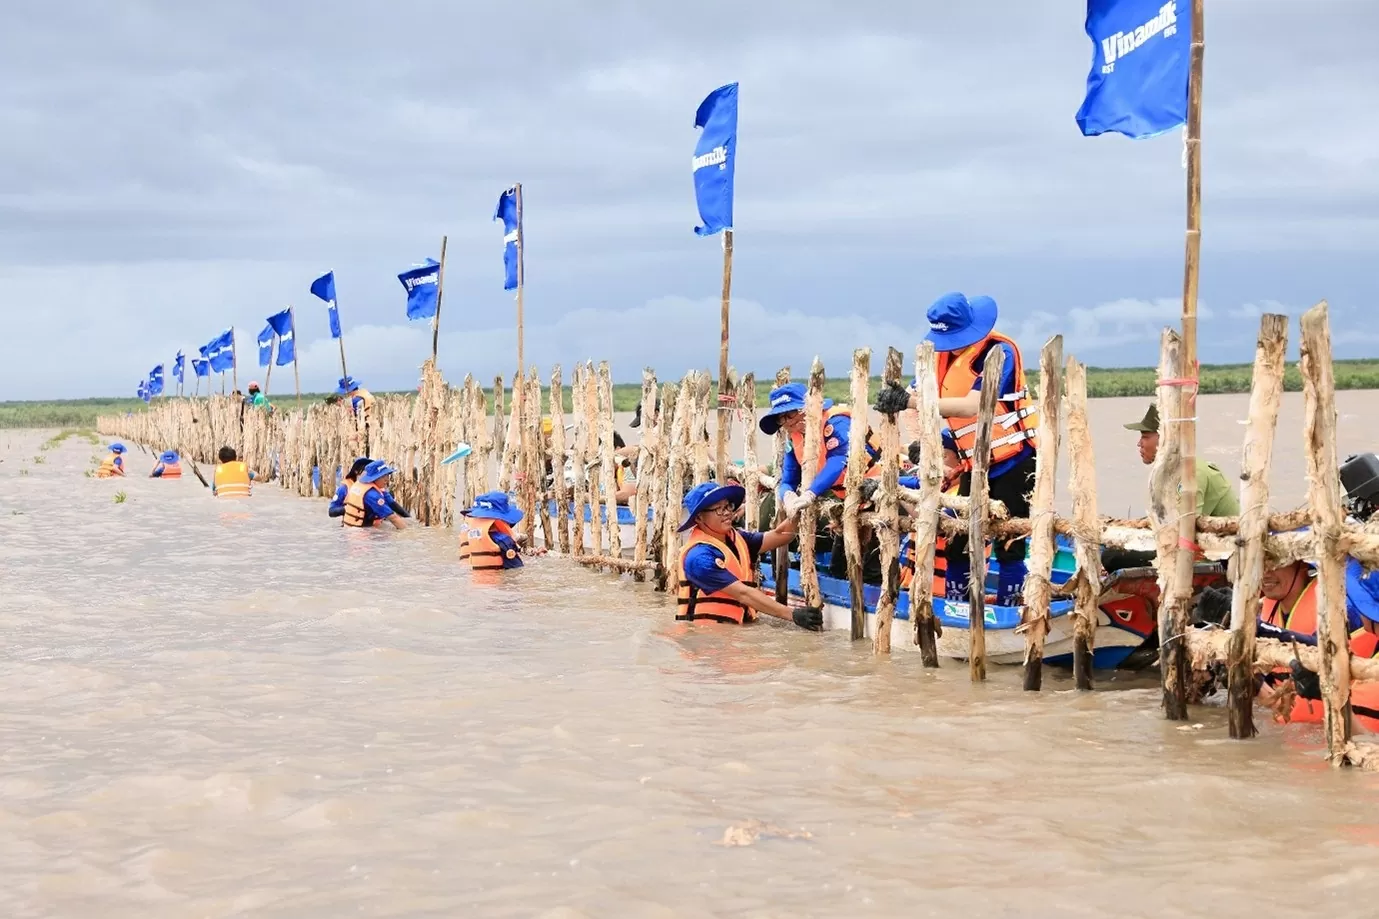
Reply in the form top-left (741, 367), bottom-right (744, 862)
top-left (1341, 453), bottom-right (1379, 522)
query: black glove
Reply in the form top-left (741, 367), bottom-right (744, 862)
top-left (859, 478), bottom-right (881, 504)
top-left (1288, 658), bottom-right (1322, 700)
top-left (907, 441), bottom-right (923, 467)
top-left (874, 384), bottom-right (911, 415)
top-left (1192, 586), bottom-right (1233, 627)
top-left (328, 505), bottom-right (345, 518)
top-left (793, 606), bottom-right (824, 631)
top-left (386, 494), bottom-right (411, 518)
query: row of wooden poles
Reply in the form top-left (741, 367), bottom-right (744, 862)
top-left (97, 301), bottom-right (1379, 767)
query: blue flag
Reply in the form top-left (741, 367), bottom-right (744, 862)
top-left (193, 358), bottom-right (209, 379)
top-left (206, 329), bottom-right (236, 373)
top-left (267, 308), bottom-right (295, 366)
top-left (399, 259), bottom-right (441, 321)
top-left (310, 271), bottom-right (343, 339)
top-left (149, 364), bottom-right (164, 397)
top-left (1075, 0), bottom-right (1188, 139)
top-left (257, 323), bottom-right (275, 368)
top-left (138, 380), bottom-right (150, 403)
top-left (494, 187), bottom-right (520, 291)
top-left (692, 82), bottom-right (738, 237)
top-left (173, 351), bottom-right (184, 384)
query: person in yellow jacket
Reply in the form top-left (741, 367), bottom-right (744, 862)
top-left (212, 446), bottom-right (256, 498)
top-left (675, 481), bottom-right (822, 630)
top-left (876, 292), bottom-right (1038, 607)
top-left (95, 443), bottom-right (127, 478)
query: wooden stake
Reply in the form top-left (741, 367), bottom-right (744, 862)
top-left (598, 361), bottom-right (621, 559)
top-left (631, 368), bottom-right (659, 579)
top-left (1300, 301), bottom-right (1354, 764)
top-left (549, 365), bottom-right (572, 555)
top-left (1171, 0), bottom-right (1206, 706)
top-left (529, 371), bottom-right (551, 549)
top-left (909, 343), bottom-right (943, 667)
top-left (570, 364), bottom-right (589, 557)
top-left (967, 346), bottom-right (1005, 682)
top-left (691, 372), bottom-right (712, 487)
top-left (1020, 336), bottom-right (1063, 691)
top-left (660, 375), bottom-right (694, 585)
top-left (1153, 329), bottom-right (1190, 720)
top-left (797, 358), bottom-right (826, 609)
top-left (1066, 359), bottom-right (1100, 690)
top-left (1226, 313), bottom-right (1287, 738)
top-left (873, 347), bottom-right (903, 655)
top-left (583, 363), bottom-right (605, 557)
top-left (771, 367), bottom-right (791, 605)
top-left (432, 235), bottom-right (448, 365)
top-left (843, 348), bottom-right (871, 641)
top-left (737, 372), bottom-right (761, 540)
top-left (651, 382), bottom-right (679, 591)
top-left (716, 228), bottom-right (733, 485)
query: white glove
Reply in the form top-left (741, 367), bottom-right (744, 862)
top-left (783, 489), bottom-right (817, 518)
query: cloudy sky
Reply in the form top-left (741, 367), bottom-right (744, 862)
top-left (2, 0), bottom-right (1375, 399)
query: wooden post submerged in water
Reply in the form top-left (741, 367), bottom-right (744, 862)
top-left (660, 376), bottom-right (694, 586)
top-left (651, 381), bottom-right (679, 591)
top-left (631, 368), bottom-right (660, 581)
top-left (1065, 358), bottom-right (1100, 690)
top-left (772, 366), bottom-right (791, 605)
top-left (737, 372), bottom-right (761, 540)
top-left (967, 346), bottom-right (1005, 682)
top-left (797, 358), bottom-right (826, 611)
top-left (909, 343), bottom-right (943, 667)
top-left (1153, 329), bottom-right (1190, 719)
top-left (1225, 313), bottom-right (1287, 739)
top-left (873, 347), bottom-right (904, 655)
top-left (598, 361), bottom-right (621, 560)
top-left (548, 365), bottom-right (572, 555)
top-left (1020, 335), bottom-right (1063, 691)
top-left (843, 348), bottom-right (872, 641)
top-left (1300, 301), bottom-right (1355, 764)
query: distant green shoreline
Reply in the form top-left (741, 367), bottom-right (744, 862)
top-left (6, 358), bottom-right (1379, 429)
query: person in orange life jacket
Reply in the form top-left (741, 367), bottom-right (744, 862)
top-left (337, 375), bottom-right (374, 419)
top-left (676, 481), bottom-right (824, 630)
top-left (342, 460), bottom-right (407, 529)
top-left (759, 382), bottom-right (881, 522)
top-left (150, 450), bottom-right (182, 479)
top-left (459, 491), bottom-right (524, 569)
top-left (876, 293), bottom-right (1038, 606)
top-left (212, 446), bottom-right (257, 497)
top-left (328, 457), bottom-right (411, 523)
top-left (96, 442), bottom-right (127, 478)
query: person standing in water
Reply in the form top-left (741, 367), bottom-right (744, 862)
top-left (96, 443), bottom-right (127, 478)
top-left (459, 491), bottom-right (525, 569)
top-left (675, 481), bottom-right (823, 630)
top-left (212, 446), bottom-right (256, 498)
top-left (876, 292), bottom-right (1039, 606)
top-left (341, 460), bottom-right (406, 529)
top-left (149, 450), bottom-right (182, 479)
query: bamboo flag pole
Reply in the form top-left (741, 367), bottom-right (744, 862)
top-left (290, 306), bottom-right (301, 406)
top-left (335, 293), bottom-right (349, 379)
top-left (514, 185), bottom-right (526, 499)
top-left (715, 229), bottom-right (733, 484)
top-left (431, 235), bottom-right (448, 365)
top-left (1168, 0), bottom-right (1206, 720)
top-left (230, 327), bottom-right (238, 393)
top-left (264, 335), bottom-right (275, 395)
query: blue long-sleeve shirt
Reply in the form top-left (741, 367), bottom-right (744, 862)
top-left (912, 342), bottom-right (1033, 481)
top-left (779, 414), bottom-right (856, 498)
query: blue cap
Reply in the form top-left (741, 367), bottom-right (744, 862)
top-left (159, 450), bottom-right (178, 464)
top-left (359, 460), bottom-right (396, 483)
top-left (758, 383), bottom-right (834, 436)
top-left (941, 429), bottom-right (958, 452)
top-left (336, 375), bottom-right (360, 395)
top-left (464, 490), bottom-right (524, 526)
top-left (923, 292), bottom-right (998, 352)
top-left (109, 443), bottom-right (126, 454)
top-left (677, 481), bottom-right (746, 532)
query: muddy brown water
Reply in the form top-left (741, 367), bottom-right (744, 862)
top-left (3, 392), bottom-right (1378, 918)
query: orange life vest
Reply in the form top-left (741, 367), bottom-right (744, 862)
top-left (787, 406), bottom-right (881, 498)
top-left (342, 481), bottom-right (383, 527)
top-left (936, 332), bottom-right (1038, 469)
top-left (347, 388), bottom-right (375, 417)
top-left (900, 536), bottom-right (948, 597)
top-left (96, 453), bottom-right (125, 478)
top-left (157, 461), bottom-right (182, 479)
top-left (1262, 578), bottom-right (1379, 657)
top-left (676, 527), bottom-right (759, 624)
top-left (459, 517), bottom-right (520, 569)
top-left (213, 461), bottom-right (252, 498)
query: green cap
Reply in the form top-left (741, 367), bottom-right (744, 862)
top-left (1124, 403), bottom-right (1159, 433)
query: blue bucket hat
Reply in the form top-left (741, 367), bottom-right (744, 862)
top-left (758, 382), bottom-right (834, 436)
top-left (336, 375), bottom-right (360, 395)
top-left (359, 460), bottom-right (397, 484)
top-left (677, 481), bottom-right (746, 532)
top-left (924, 292), bottom-right (999, 352)
top-left (109, 443), bottom-right (126, 454)
top-left (159, 450), bottom-right (178, 464)
top-left (464, 490), bottom-right (524, 526)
